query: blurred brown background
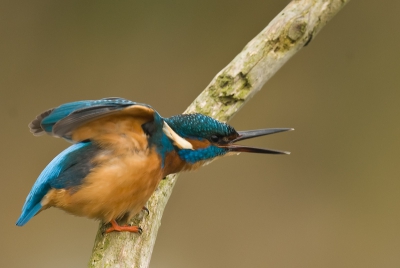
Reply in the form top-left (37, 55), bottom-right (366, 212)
top-left (1, 0), bottom-right (400, 267)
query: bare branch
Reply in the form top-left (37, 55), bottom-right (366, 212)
top-left (89, 0), bottom-right (349, 267)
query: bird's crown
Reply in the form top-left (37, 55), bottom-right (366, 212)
top-left (164, 113), bottom-right (237, 141)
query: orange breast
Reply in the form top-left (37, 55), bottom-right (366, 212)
top-left (42, 117), bottom-right (164, 223)
top-left (44, 148), bottom-right (162, 223)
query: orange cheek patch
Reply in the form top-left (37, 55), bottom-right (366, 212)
top-left (185, 138), bottom-right (211, 149)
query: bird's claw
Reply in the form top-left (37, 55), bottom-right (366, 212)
top-left (142, 206), bottom-right (150, 215)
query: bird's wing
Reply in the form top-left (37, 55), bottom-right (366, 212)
top-left (16, 141), bottom-right (98, 226)
top-left (29, 97), bottom-right (156, 142)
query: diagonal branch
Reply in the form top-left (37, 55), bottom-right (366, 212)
top-left (89, 0), bottom-right (350, 267)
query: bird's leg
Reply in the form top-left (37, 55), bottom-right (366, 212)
top-left (105, 220), bottom-right (142, 234)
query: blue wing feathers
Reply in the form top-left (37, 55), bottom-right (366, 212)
top-left (16, 141), bottom-right (98, 226)
top-left (50, 143), bottom-right (99, 190)
top-left (29, 108), bottom-right (55, 136)
top-left (52, 107), bottom-right (122, 139)
top-left (41, 101), bottom-right (91, 133)
top-left (19, 97), bottom-right (156, 225)
top-left (16, 203), bottom-right (43, 226)
top-left (29, 97), bottom-right (139, 138)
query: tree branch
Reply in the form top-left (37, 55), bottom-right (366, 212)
top-left (89, 0), bottom-right (349, 267)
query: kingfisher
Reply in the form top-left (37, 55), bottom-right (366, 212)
top-left (16, 97), bottom-right (292, 233)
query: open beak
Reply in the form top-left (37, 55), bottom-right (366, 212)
top-left (223, 128), bottom-right (293, 155)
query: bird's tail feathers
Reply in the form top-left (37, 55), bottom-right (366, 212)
top-left (16, 203), bottom-right (42, 226)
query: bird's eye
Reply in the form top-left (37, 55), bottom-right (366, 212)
top-left (210, 135), bottom-right (219, 143)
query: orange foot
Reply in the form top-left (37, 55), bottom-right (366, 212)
top-left (105, 220), bottom-right (143, 234)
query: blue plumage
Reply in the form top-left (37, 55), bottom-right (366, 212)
top-left (178, 146), bottom-right (226, 164)
top-left (41, 101), bottom-right (94, 133)
top-left (17, 97), bottom-right (291, 231)
top-left (49, 141), bottom-right (99, 190)
top-left (165, 114), bottom-right (236, 163)
top-left (165, 114), bottom-right (235, 139)
top-left (30, 97), bottom-right (147, 139)
top-left (143, 113), bottom-right (175, 167)
top-left (16, 141), bottom-right (96, 226)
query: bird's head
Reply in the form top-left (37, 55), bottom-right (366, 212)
top-left (163, 114), bottom-right (292, 166)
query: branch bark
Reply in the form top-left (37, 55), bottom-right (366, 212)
top-left (89, 0), bottom-right (349, 267)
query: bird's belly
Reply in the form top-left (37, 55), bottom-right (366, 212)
top-left (46, 151), bottom-right (162, 222)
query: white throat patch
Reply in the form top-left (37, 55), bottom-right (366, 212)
top-left (162, 122), bottom-right (193, 150)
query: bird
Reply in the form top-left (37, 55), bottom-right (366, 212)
top-left (16, 97), bottom-right (292, 233)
